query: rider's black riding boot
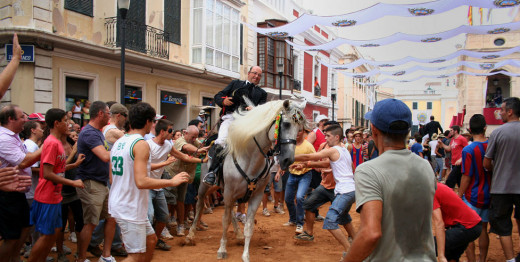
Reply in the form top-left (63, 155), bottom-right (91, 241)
top-left (202, 144), bottom-right (224, 186)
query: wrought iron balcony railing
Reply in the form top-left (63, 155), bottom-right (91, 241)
top-left (104, 17), bottom-right (169, 59)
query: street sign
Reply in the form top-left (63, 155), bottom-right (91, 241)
top-left (5, 44), bottom-right (35, 62)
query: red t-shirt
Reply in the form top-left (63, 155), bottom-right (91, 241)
top-left (312, 128), bottom-right (326, 152)
top-left (433, 183), bottom-right (481, 228)
top-left (450, 135), bottom-right (468, 165)
top-left (34, 135), bottom-right (67, 204)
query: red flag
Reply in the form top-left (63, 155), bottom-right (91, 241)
top-left (468, 6), bottom-right (473, 26)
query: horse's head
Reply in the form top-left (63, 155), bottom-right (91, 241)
top-left (276, 100), bottom-right (307, 170)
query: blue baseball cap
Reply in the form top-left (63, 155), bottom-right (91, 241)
top-left (364, 99), bottom-right (412, 134)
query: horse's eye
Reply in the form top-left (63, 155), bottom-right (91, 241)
top-left (282, 122), bottom-right (291, 129)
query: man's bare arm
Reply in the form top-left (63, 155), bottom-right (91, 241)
top-left (92, 145), bottom-right (110, 163)
top-left (0, 34), bottom-right (21, 99)
top-left (483, 157), bottom-right (493, 171)
top-left (134, 141), bottom-right (189, 189)
top-left (19, 148), bottom-right (42, 169)
top-left (432, 208), bottom-right (448, 262)
top-left (105, 129), bottom-right (125, 145)
top-left (344, 201), bottom-right (383, 262)
top-left (306, 131), bottom-right (317, 145)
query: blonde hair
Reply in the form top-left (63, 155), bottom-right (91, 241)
top-left (224, 100), bottom-right (286, 156)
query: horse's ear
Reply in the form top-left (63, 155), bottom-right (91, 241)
top-left (298, 99), bottom-right (307, 110)
top-left (283, 100), bottom-right (290, 109)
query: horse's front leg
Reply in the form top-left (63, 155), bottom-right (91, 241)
top-left (186, 183), bottom-right (213, 244)
top-left (217, 200), bottom-right (233, 259)
top-left (242, 189), bottom-right (264, 262)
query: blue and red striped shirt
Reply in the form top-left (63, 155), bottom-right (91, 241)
top-left (461, 141), bottom-right (492, 209)
top-left (350, 145), bottom-right (364, 172)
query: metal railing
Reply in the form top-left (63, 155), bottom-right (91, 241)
top-left (104, 17), bottom-right (169, 59)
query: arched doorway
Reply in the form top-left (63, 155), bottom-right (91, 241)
top-left (485, 71), bottom-right (510, 108)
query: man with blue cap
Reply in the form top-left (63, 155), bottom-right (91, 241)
top-left (343, 99), bottom-right (437, 262)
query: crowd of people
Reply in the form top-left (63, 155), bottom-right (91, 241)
top-left (1, 32), bottom-right (520, 262)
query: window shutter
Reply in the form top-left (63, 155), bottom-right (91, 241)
top-left (165, 0), bottom-right (181, 44)
top-left (65, 0), bottom-right (93, 17)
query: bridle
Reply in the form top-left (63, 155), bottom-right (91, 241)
top-left (233, 109), bottom-right (303, 203)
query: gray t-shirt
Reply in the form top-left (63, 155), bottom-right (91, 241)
top-left (355, 149), bottom-right (436, 262)
top-left (484, 121), bottom-right (520, 194)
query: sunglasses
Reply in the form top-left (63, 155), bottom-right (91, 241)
top-left (120, 113), bottom-right (127, 117)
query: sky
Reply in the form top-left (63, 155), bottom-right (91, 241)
top-left (299, 0), bottom-right (519, 91)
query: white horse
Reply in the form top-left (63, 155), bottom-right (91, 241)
top-left (186, 99), bottom-right (306, 262)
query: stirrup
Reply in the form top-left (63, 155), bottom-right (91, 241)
top-left (202, 172), bottom-right (216, 186)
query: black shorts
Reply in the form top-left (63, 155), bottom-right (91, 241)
top-left (446, 165), bottom-right (462, 189)
top-left (489, 194), bottom-right (520, 236)
top-left (61, 199), bottom-right (84, 233)
top-left (309, 170), bottom-right (322, 189)
top-left (441, 223), bottom-right (482, 261)
top-left (302, 185), bottom-right (335, 213)
top-left (0, 192), bottom-right (31, 239)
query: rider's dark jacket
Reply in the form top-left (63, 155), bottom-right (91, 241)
top-left (214, 80), bottom-right (267, 116)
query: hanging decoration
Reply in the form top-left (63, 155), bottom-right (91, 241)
top-left (285, 21), bottom-right (520, 50)
top-left (347, 70), bottom-right (520, 87)
top-left (315, 45), bottom-right (520, 69)
top-left (244, 0), bottom-right (520, 37)
top-left (319, 59), bottom-right (520, 78)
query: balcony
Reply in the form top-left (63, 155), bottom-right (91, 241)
top-left (104, 17), bottom-right (169, 59)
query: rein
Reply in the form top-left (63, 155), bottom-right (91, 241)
top-left (233, 111), bottom-right (297, 203)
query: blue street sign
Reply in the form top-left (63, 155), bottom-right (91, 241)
top-left (5, 44), bottom-right (35, 62)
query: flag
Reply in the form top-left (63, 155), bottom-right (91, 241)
top-left (468, 6), bottom-right (473, 26)
top-left (479, 8), bottom-right (483, 25)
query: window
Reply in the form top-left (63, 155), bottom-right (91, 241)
top-left (427, 102), bottom-right (432, 110)
top-left (165, 0), bottom-right (181, 44)
top-left (412, 102), bottom-right (418, 110)
top-left (192, 0), bottom-right (240, 73)
top-left (257, 30), bottom-right (293, 90)
top-left (65, 0), bottom-right (93, 17)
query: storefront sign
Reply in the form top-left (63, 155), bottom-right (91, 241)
top-left (161, 91), bottom-right (186, 105)
top-left (125, 88), bottom-right (142, 100)
top-left (5, 44), bottom-right (35, 62)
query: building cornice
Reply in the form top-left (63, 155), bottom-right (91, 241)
top-left (0, 28), bottom-right (233, 84)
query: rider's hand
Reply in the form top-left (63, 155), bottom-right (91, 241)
top-left (223, 97), bottom-right (234, 106)
top-left (245, 106), bottom-right (252, 111)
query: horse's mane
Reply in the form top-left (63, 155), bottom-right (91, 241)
top-left (224, 100), bottom-right (286, 157)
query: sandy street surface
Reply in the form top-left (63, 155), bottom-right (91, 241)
top-left (46, 200), bottom-right (519, 262)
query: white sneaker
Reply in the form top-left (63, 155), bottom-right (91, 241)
top-left (295, 225), bottom-right (303, 234)
top-left (176, 225), bottom-right (185, 236)
top-left (69, 232), bottom-right (77, 243)
top-left (262, 208), bottom-right (271, 217)
top-left (283, 221), bottom-right (296, 226)
top-left (161, 227), bottom-right (174, 240)
top-left (98, 256), bottom-right (116, 262)
top-left (274, 206), bottom-right (285, 214)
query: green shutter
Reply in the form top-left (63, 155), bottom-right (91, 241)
top-left (164, 0), bottom-right (181, 44)
top-left (65, 0), bottom-right (93, 17)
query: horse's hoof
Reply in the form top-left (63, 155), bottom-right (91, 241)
top-left (242, 255), bottom-right (250, 262)
top-left (217, 252), bottom-right (228, 259)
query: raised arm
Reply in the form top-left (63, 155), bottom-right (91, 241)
top-left (0, 34), bottom-right (21, 99)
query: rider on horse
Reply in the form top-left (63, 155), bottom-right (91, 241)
top-left (202, 66), bottom-right (268, 185)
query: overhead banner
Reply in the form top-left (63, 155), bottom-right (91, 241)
top-left (348, 70), bottom-right (520, 86)
top-left (285, 21), bottom-right (520, 50)
top-left (245, 0), bottom-right (519, 37)
top-left (318, 45), bottom-right (520, 70)
top-left (322, 59), bottom-right (520, 78)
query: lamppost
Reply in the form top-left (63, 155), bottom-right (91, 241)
top-left (119, 0), bottom-right (130, 105)
top-left (278, 62), bottom-right (283, 100)
top-left (331, 87), bottom-right (337, 121)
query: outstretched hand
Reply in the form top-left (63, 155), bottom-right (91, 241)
top-left (171, 172), bottom-right (190, 187)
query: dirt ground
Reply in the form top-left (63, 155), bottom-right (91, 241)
top-left (50, 201), bottom-right (519, 262)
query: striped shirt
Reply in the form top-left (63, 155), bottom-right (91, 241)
top-left (461, 141), bottom-right (491, 209)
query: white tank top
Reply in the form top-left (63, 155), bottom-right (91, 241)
top-left (109, 134), bottom-right (150, 222)
top-left (73, 105), bottom-right (82, 119)
top-left (329, 146), bottom-right (355, 195)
